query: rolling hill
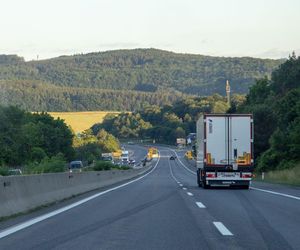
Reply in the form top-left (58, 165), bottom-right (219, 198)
top-left (0, 49), bottom-right (283, 111)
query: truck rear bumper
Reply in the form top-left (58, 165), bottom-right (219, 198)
top-left (207, 179), bottom-right (251, 186)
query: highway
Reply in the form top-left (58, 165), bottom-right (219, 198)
top-left (0, 145), bottom-right (299, 249)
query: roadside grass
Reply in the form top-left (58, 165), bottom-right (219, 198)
top-left (49, 111), bottom-right (120, 134)
top-left (255, 163), bottom-right (300, 186)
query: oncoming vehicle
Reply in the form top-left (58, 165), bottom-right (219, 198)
top-left (169, 156), bottom-right (177, 160)
top-left (69, 161), bottom-right (83, 173)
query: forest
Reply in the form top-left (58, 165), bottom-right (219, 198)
top-left (92, 94), bottom-right (245, 144)
top-left (238, 53), bottom-right (300, 172)
top-left (92, 53), bottom-right (300, 172)
top-left (1, 50), bottom-right (298, 174)
top-left (0, 80), bottom-right (185, 111)
top-left (0, 106), bottom-right (120, 173)
top-left (0, 107), bottom-right (74, 167)
top-left (0, 49), bottom-right (282, 111)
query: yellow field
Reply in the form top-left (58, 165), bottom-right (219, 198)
top-left (49, 111), bottom-right (120, 134)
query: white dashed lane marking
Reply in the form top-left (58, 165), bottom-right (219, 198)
top-left (196, 202), bottom-right (206, 208)
top-left (213, 222), bottom-right (233, 236)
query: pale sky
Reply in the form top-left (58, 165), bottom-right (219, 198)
top-left (1, 0), bottom-right (299, 61)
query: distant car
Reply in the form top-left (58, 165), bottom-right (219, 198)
top-left (8, 169), bottom-right (22, 175)
top-left (121, 158), bottom-right (129, 165)
top-left (129, 159), bottom-right (136, 165)
top-left (127, 141), bottom-right (134, 145)
top-left (69, 161), bottom-right (83, 173)
top-left (169, 156), bottom-right (177, 160)
top-left (102, 156), bottom-right (113, 162)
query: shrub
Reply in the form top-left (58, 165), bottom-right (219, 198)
top-left (30, 147), bottom-right (47, 162)
top-left (24, 154), bottom-right (66, 174)
top-left (118, 166), bottom-right (130, 170)
top-left (74, 142), bottom-right (102, 165)
top-left (93, 161), bottom-right (114, 171)
top-left (0, 166), bottom-right (9, 176)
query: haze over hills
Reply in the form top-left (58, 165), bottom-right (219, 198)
top-left (0, 49), bottom-right (283, 111)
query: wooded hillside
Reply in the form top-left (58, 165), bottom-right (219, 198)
top-left (0, 49), bottom-right (283, 111)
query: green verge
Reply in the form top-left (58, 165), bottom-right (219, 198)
top-left (255, 163), bottom-right (300, 186)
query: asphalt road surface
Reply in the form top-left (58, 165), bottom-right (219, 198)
top-left (0, 146), bottom-right (299, 249)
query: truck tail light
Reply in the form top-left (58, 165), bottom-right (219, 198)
top-left (242, 173), bottom-right (252, 178)
top-left (206, 173), bottom-right (215, 178)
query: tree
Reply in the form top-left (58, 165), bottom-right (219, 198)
top-left (96, 129), bottom-right (120, 152)
top-left (0, 106), bottom-right (74, 166)
top-left (238, 54), bottom-right (300, 171)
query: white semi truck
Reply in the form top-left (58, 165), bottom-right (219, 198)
top-left (196, 114), bottom-right (254, 189)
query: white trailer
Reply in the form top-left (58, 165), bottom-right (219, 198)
top-left (121, 150), bottom-right (129, 162)
top-left (196, 114), bottom-right (254, 189)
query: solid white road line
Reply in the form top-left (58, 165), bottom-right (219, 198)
top-left (169, 157), bottom-right (181, 185)
top-left (213, 222), bottom-right (233, 236)
top-left (0, 153), bottom-right (161, 239)
top-left (250, 187), bottom-right (300, 201)
top-left (196, 202), bottom-right (206, 208)
top-left (187, 192), bottom-right (194, 196)
top-left (172, 147), bottom-right (300, 202)
top-left (171, 150), bottom-right (196, 175)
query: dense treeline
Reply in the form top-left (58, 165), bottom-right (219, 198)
top-left (0, 105), bottom-right (120, 173)
top-left (0, 80), bottom-right (185, 111)
top-left (238, 53), bottom-right (300, 171)
top-left (73, 128), bottom-right (120, 164)
top-left (0, 106), bottom-right (74, 167)
top-left (0, 49), bottom-right (282, 112)
top-left (92, 94), bottom-right (245, 144)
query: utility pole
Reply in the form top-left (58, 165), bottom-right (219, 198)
top-left (226, 80), bottom-right (231, 107)
top-left (226, 80), bottom-right (231, 106)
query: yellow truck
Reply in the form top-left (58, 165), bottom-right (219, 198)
top-left (185, 151), bottom-right (193, 160)
top-left (147, 147), bottom-right (158, 159)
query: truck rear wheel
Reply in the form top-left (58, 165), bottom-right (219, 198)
top-left (201, 178), bottom-right (208, 189)
top-left (197, 169), bottom-right (201, 187)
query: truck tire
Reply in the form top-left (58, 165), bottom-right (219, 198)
top-left (242, 185), bottom-right (250, 189)
top-left (197, 169), bottom-right (201, 187)
top-left (202, 182), bottom-right (209, 189)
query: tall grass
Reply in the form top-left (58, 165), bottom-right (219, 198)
top-left (259, 163), bottom-right (300, 186)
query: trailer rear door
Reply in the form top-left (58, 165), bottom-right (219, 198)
top-left (205, 115), bottom-right (253, 166)
top-left (205, 116), bottom-right (227, 165)
top-left (229, 116), bottom-right (253, 166)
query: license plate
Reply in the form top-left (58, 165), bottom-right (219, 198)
top-left (218, 172), bottom-right (239, 178)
